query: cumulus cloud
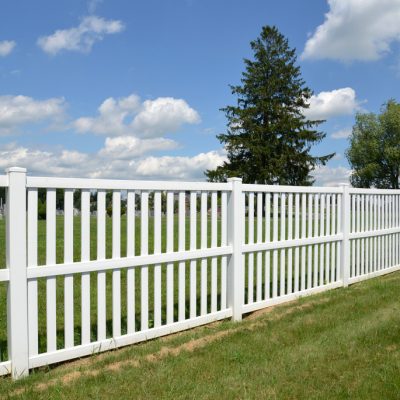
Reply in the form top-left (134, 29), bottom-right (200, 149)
top-left (135, 151), bottom-right (226, 180)
top-left (312, 164), bottom-right (351, 187)
top-left (74, 94), bottom-right (200, 137)
top-left (303, 88), bottom-right (361, 120)
top-left (0, 140), bottom-right (345, 185)
top-left (0, 40), bottom-right (16, 56)
top-left (0, 142), bottom-right (225, 181)
top-left (0, 95), bottom-right (66, 135)
top-left (37, 15), bottom-right (125, 55)
top-left (0, 143), bottom-right (88, 177)
top-left (302, 0), bottom-right (400, 61)
top-left (331, 127), bottom-right (352, 139)
top-left (98, 136), bottom-right (178, 159)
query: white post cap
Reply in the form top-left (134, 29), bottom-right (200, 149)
top-left (6, 167), bottom-right (27, 173)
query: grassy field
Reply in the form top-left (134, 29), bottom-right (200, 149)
top-left (0, 270), bottom-right (399, 398)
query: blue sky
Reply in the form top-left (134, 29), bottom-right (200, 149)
top-left (1, 0), bottom-right (400, 185)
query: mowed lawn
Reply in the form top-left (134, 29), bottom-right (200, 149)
top-left (1, 271), bottom-right (400, 399)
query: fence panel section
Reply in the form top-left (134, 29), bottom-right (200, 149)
top-left (241, 185), bottom-right (344, 314)
top-left (349, 189), bottom-right (400, 284)
top-left (24, 177), bottom-right (233, 369)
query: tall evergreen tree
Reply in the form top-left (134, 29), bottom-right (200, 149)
top-left (206, 26), bottom-right (334, 184)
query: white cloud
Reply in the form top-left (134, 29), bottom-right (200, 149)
top-left (0, 142), bottom-right (225, 181)
top-left (0, 140), bottom-right (348, 185)
top-left (312, 164), bottom-right (351, 187)
top-left (37, 15), bottom-right (125, 55)
top-left (0, 40), bottom-right (16, 56)
top-left (135, 151), bottom-right (226, 180)
top-left (88, 0), bottom-right (103, 13)
top-left (131, 98), bottom-right (201, 137)
top-left (303, 88), bottom-right (361, 120)
top-left (302, 0), bottom-right (400, 61)
top-left (74, 95), bottom-right (141, 136)
top-left (74, 94), bottom-right (201, 137)
top-left (0, 95), bottom-right (66, 135)
top-left (98, 136), bottom-right (178, 159)
top-left (0, 143), bottom-right (89, 177)
top-left (331, 127), bottom-right (352, 139)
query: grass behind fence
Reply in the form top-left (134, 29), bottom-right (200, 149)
top-left (0, 212), bottom-right (353, 361)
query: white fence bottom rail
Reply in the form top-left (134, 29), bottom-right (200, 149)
top-left (28, 309), bottom-right (232, 369)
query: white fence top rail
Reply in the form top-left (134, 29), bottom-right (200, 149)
top-left (242, 183), bottom-right (343, 194)
top-left (26, 176), bottom-right (231, 191)
top-left (349, 187), bottom-right (400, 195)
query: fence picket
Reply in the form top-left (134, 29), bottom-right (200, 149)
top-left (221, 191), bottom-right (228, 309)
top-left (301, 193), bottom-right (306, 291)
top-left (126, 190), bottom-right (136, 332)
top-left (280, 193), bottom-right (286, 296)
top-left (265, 193), bottom-right (271, 299)
top-left (81, 189), bottom-right (91, 344)
top-left (319, 194), bottom-right (325, 285)
top-left (248, 192), bottom-right (254, 303)
top-left (166, 191), bottom-right (174, 324)
top-left (112, 190), bottom-right (121, 337)
top-left (190, 192), bottom-right (197, 317)
top-left (140, 191), bottom-right (149, 331)
top-left (314, 194), bottom-right (319, 287)
top-left (46, 189), bottom-right (57, 352)
top-left (97, 190), bottom-right (107, 340)
top-left (27, 189), bottom-right (38, 356)
top-left (64, 189), bottom-right (74, 348)
top-left (326, 195), bottom-right (331, 283)
top-left (179, 191), bottom-right (186, 319)
top-left (153, 191), bottom-right (162, 328)
top-left (272, 193), bottom-right (278, 298)
top-left (294, 193), bottom-right (300, 292)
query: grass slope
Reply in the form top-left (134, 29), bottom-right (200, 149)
top-left (3, 271), bottom-right (400, 399)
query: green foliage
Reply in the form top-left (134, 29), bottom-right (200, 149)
top-left (347, 99), bottom-right (400, 188)
top-left (38, 199), bottom-right (46, 220)
top-left (206, 25), bottom-right (333, 185)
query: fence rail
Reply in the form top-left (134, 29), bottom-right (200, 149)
top-left (0, 167), bottom-right (399, 379)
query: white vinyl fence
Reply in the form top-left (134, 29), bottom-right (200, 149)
top-left (0, 167), bottom-right (399, 379)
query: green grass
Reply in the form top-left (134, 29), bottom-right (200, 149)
top-left (2, 271), bottom-right (400, 399)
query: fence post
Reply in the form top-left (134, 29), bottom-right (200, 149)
top-left (6, 167), bottom-right (29, 379)
top-left (227, 177), bottom-right (243, 321)
top-left (340, 183), bottom-right (350, 287)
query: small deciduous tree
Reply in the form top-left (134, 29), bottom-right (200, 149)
top-left (347, 99), bottom-right (400, 189)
